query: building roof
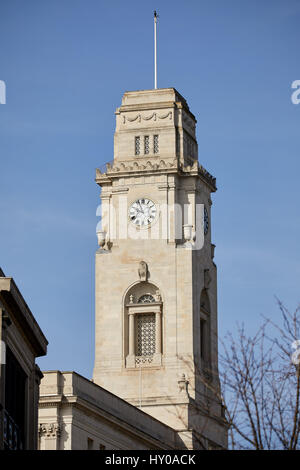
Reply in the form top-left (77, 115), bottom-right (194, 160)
top-left (39, 370), bottom-right (179, 449)
top-left (0, 268), bottom-right (48, 357)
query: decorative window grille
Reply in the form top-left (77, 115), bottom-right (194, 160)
top-left (153, 135), bottom-right (159, 154)
top-left (138, 294), bottom-right (155, 304)
top-left (135, 136), bottom-right (140, 155)
top-left (136, 314), bottom-right (156, 360)
top-left (144, 136), bottom-right (149, 154)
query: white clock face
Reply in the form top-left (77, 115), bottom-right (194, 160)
top-left (129, 198), bottom-right (157, 227)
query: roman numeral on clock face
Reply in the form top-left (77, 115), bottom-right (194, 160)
top-left (129, 198), bottom-right (157, 227)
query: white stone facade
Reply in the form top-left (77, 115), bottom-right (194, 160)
top-left (93, 88), bottom-right (228, 449)
top-left (37, 88), bottom-right (228, 451)
top-left (39, 371), bottom-right (178, 450)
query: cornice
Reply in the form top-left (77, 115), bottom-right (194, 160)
top-left (95, 159), bottom-right (216, 192)
top-left (39, 393), bottom-right (176, 449)
top-left (117, 102), bottom-right (175, 114)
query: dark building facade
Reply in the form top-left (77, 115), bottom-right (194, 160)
top-left (0, 268), bottom-right (48, 450)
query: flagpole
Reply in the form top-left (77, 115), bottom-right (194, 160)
top-left (154, 11), bottom-right (158, 89)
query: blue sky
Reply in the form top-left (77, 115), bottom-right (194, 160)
top-left (0, 0), bottom-right (299, 377)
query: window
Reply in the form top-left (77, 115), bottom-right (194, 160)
top-left (153, 135), bottom-right (159, 154)
top-left (99, 444), bottom-right (106, 450)
top-left (138, 294), bottom-right (155, 303)
top-left (200, 289), bottom-right (211, 368)
top-left (87, 438), bottom-right (93, 450)
top-left (144, 136), bottom-right (149, 154)
top-left (125, 283), bottom-right (162, 368)
top-left (135, 136), bottom-right (140, 155)
top-left (4, 346), bottom-right (26, 450)
top-left (136, 314), bottom-right (156, 361)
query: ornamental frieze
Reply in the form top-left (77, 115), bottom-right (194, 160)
top-left (122, 111), bottom-right (173, 124)
top-left (39, 423), bottom-right (61, 438)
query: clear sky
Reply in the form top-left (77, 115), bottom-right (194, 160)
top-left (0, 0), bottom-right (299, 378)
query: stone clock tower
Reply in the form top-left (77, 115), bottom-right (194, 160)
top-left (93, 88), bottom-right (227, 449)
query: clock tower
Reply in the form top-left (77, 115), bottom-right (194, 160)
top-left (93, 88), bottom-right (227, 449)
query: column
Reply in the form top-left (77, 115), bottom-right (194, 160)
top-left (155, 311), bottom-right (161, 354)
top-left (126, 313), bottom-right (136, 367)
top-left (100, 193), bottom-right (111, 241)
top-left (167, 177), bottom-right (176, 244)
top-left (38, 423), bottom-right (61, 450)
top-left (128, 313), bottom-right (135, 356)
top-left (153, 309), bottom-right (162, 366)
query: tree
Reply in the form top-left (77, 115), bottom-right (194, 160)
top-left (220, 300), bottom-right (300, 449)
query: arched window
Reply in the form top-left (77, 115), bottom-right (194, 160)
top-left (124, 283), bottom-right (162, 368)
top-left (200, 289), bottom-right (211, 366)
top-left (136, 313), bottom-right (156, 360)
top-left (138, 294), bottom-right (155, 304)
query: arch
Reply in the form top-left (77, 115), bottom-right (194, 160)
top-left (123, 281), bottom-right (163, 368)
top-left (123, 281), bottom-right (163, 306)
top-left (138, 294), bottom-right (155, 304)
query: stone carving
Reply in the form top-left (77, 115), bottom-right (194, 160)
top-left (142, 112), bottom-right (157, 121)
top-left (123, 114), bottom-right (141, 123)
top-left (178, 374), bottom-right (189, 395)
top-left (138, 261), bottom-right (148, 282)
top-left (157, 111), bottom-right (172, 120)
top-left (95, 158), bottom-right (216, 191)
top-left (39, 423), bottom-right (61, 438)
top-left (97, 158), bottom-right (178, 176)
top-left (96, 230), bottom-right (106, 248)
top-left (154, 290), bottom-right (161, 302)
top-left (96, 230), bottom-right (112, 251)
top-left (122, 111), bottom-right (172, 124)
top-left (183, 224), bottom-right (193, 244)
top-left (179, 162), bottom-right (216, 189)
top-left (129, 294), bottom-right (134, 304)
top-left (180, 160), bottom-right (198, 173)
top-left (198, 165), bottom-right (216, 187)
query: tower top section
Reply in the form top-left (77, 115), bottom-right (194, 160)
top-left (96, 88), bottom-right (216, 192)
top-left (119, 88), bottom-right (192, 113)
top-left (113, 88), bottom-right (198, 166)
top-left (116, 88), bottom-right (195, 123)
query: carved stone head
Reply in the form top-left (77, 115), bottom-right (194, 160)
top-left (138, 261), bottom-right (148, 282)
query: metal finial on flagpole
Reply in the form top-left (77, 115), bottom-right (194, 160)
top-left (154, 10), bottom-right (158, 89)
